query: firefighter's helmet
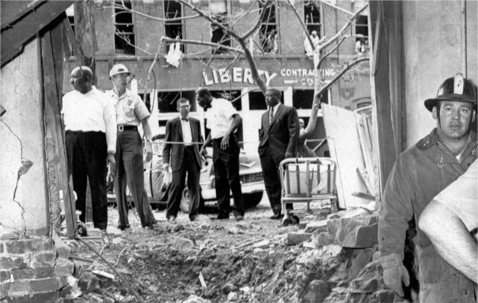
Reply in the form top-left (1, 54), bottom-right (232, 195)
top-left (424, 73), bottom-right (477, 112)
top-left (109, 64), bottom-right (130, 78)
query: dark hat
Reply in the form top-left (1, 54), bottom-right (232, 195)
top-left (424, 73), bottom-right (477, 112)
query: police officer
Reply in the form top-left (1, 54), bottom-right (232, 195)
top-left (106, 64), bottom-right (156, 230)
top-left (378, 73), bottom-right (477, 302)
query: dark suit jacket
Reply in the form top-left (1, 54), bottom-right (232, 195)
top-left (163, 117), bottom-right (203, 172)
top-left (258, 103), bottom-right (299, 160)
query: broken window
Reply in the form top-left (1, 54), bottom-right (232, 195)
top-left (210, 0), bottom-right (231, 55)
top-left (249, 90), bottom-right (283, 110)
top-left (66, 4), bottom-right (75, 57)
top-left (354, 15), bottom-right (369, 53)
top-left (114, 0), bottom-right (135, 56)
top-left (304, 0), bottom-right (321, 36)
top-left (292, 89), bottom-right (328, 110)
top-left (259, 1), bottom-right (278, 54)
top-left (164, 0), bottom-right (184, 52)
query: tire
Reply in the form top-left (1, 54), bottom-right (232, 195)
top-left (179, 188), bottom-right (190, 213)
top-left (180, 187), bottom-right (206, 213)
top-left (243, 191), bottom-right (263, 209)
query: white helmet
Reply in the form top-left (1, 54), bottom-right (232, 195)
top-left (109, 64), bottom-right (130, 78)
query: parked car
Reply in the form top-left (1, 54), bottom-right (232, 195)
top-left (109, 142), bottom-right (265, 213)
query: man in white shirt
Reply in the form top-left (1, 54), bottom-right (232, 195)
top-left (105, 64), bottom-right (156, 230)
top-left (162, 98), bottom-right (203, 222)
top-left (62, 66), bottom-right (116, 243)
top-left (197, 88), bottom-right (244, 221)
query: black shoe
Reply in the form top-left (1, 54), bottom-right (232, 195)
top-left (270, 214), bottom-right (283, 220)
top-left (117, 224), bottom-right (130, 231)
top-left (235, 215), bottom-right (244, 221)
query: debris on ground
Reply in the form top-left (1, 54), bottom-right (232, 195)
top-left (65, 205), bottom-right (403, 303)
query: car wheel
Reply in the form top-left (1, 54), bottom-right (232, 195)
top-left (180, 188), bottom-right (205, 213)
top-left (180, 188), bottom-right (190, 213)
top-left (243, 191), bottom-right (263, 209)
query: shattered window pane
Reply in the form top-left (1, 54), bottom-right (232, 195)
top-left (114, 0), bottom-right (135, 56)
top-left (210, 1), bottom-right (231, 55)
top-left (259, 2), bottom-right (277, 54)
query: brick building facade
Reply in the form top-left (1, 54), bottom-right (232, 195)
top-left (63, 0), bottom-right (370, 155)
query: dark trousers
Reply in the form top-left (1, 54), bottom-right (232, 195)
top-left (166, 146), bottom-right (201, 219)
top-left (66, 131), bottom-right (108, 230)
top-left (114, 130), bottom-right (155, 228)
top-left (212, 135), bottom-right (244, 217)
top-left (260, 152), bottom-right (292, 216)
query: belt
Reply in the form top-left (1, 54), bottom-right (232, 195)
top-left (117, 125), bottom-right (137, 132)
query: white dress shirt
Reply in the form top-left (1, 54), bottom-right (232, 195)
top-left (62, 87), bottom-right (117, 152)
top-left (180, 116), bottom-right (193, 146)
top-left (205, 98), bottom-right (237, 139)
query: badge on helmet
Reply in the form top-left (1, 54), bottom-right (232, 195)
top-left (424, 73), bottom-right (477, 112)
top-left (109, 64), bottom-right (130, 78)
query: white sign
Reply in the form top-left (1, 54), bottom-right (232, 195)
top-left (202, 67), bottom-right (277, 87)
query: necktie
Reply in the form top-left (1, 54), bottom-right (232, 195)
top-left (269, 107), bottom-right (274, 124)
top-left (181, 117), bottom-right (189, 122)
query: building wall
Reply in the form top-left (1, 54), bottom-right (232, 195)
top-left (65, 0), bottom-right (370, 98)
top-left (402, 0), bottom-right (477, 148)
top-left (134, 1), bottom-right (164, 56)
top-left (94, 2), bottom-right (115, 56)
top-left (0, 38), bottom-right (48, 236)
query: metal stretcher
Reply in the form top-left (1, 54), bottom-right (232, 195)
top-left (279, 157), bottom-right (338, 225)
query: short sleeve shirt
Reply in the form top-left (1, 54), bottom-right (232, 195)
top-left (105, 89), bottom-right (150, 126)
top-left (205, 98), bottom-right (237, 139)
top-left (433, 160), bottom-right (478, 231)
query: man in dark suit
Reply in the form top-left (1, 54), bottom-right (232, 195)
top-left (162, 98), bottom-right (203, 222)
top-left (258, 88), bottom-right (300, 219)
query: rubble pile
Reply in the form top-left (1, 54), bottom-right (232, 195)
top-left (63, 209), bottom-right (399, 303)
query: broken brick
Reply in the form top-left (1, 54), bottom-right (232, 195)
top-left (54, 259), bottom-right (74, 276)
top-left (0, 270), bottom-right (10, 283)
top-left (0, 257), bottom-right (27, 270)
top-left (7, 280), bottom-right (30, 295)
top-left (11, 268), bottom-right (34, 280)
top-left (33, 267), bottom-right (55, 279)
top-left (30, 277), bottom-right (61, 293)
top-left (287, 232), bottom-right (312, 246)
top-left (5, 240), bottom-right (33, 254)
top-left (32, 251), bottom-right (56, 267)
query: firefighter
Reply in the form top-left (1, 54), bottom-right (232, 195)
top-left (378, 73), bottom-right (477, 302)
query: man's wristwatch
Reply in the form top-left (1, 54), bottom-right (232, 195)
top-left (107, 150), bottom-right (115, 155)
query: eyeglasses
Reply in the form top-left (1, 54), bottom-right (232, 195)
top-left (114, 74), bottom-right (130, 79)
top-left (179, 105), bottom-right (190, 109)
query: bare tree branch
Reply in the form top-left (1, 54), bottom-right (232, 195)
top-left (161, 37), bottom-right (244, 55)
top-left (318, 3), bottom-right (368, 52)
top-left (318, 0), bottom-right (355, 16)
top-left (317, 57), bottom-right (370, 97)
top-left (104, 0), bottom-right (369, 104)
top-left (108, 2), bottom-right (200, 23)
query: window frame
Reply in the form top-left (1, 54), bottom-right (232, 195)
top-left (209, 0), bottom-right (231, 55)
top-left (164, 0), bottom-right (185, 53)
top-left (114, 0), bottom-right (136, 56)
top-left (258, 1), bottom-right (278, 54)
top-left (304, 0), bottom-right (322, 37)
